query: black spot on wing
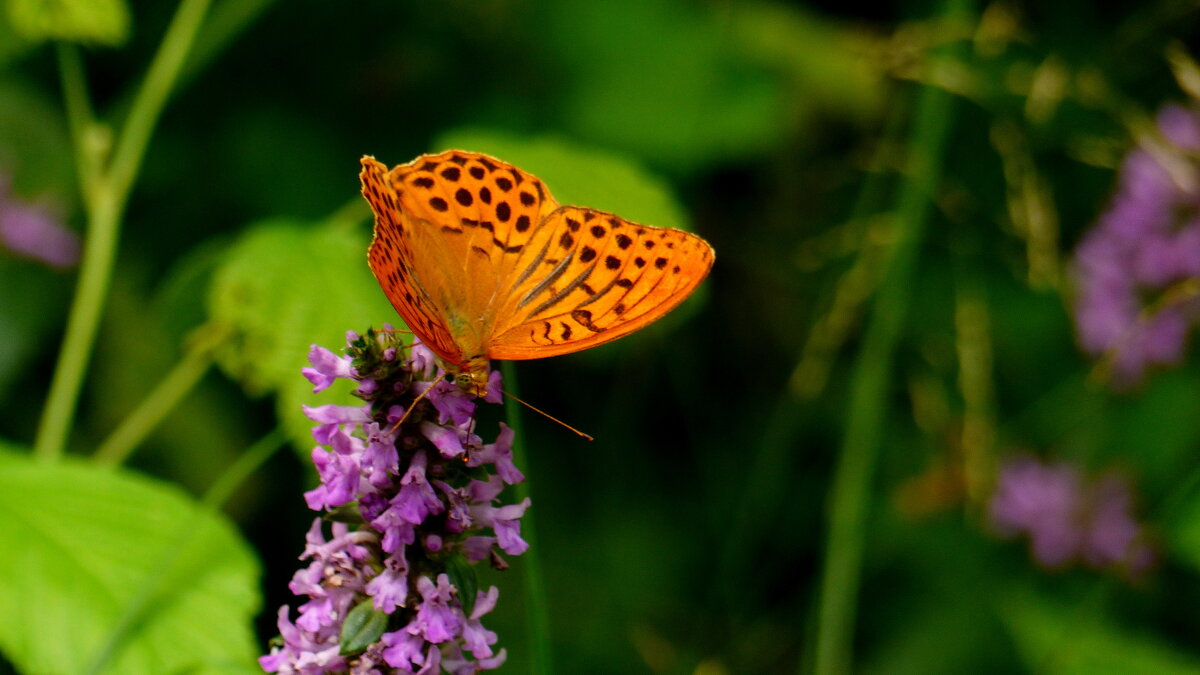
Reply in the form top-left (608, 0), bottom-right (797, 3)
top-left (571, 309), bottom-right (602, 332)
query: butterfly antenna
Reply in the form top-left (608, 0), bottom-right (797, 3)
top-left (502, 389), bottom-right (594, 442)
top-left (388, 378), bottom-right (441, 435)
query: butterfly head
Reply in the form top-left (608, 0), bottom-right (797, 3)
top-left (449, 355), bottom-right (492, 399)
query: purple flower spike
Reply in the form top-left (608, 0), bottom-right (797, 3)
top-left (262, 328), bottom-right (529, 673)
top-left (1072, 103), bottom-right (1200, 385)
top-left (989, 455), bottom-right (1155, 576)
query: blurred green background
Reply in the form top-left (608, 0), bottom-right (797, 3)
top-left (2, 0), bottom-right (1200, 673)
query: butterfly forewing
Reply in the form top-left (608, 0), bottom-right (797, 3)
top-left (362, 152), bottom-right (560, 368)
top-left (488, 206), bottom-right (715, 360)
top-left (363, 157), bottom-right (464, 364)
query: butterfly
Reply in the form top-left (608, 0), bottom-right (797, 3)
top-left (360, 151), bottom-right (714, 398)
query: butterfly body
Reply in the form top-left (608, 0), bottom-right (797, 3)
top-left (360, 151), bottom-right (714, 397)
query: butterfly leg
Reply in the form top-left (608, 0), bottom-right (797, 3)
top-left (387, 376), bottom-right (442, 435)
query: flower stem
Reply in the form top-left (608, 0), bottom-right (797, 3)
top-left (94, 324), bottom-right (227, 467)
top-left (33, 180), bottom-right (121, 461)
top-left (500, 361), bottom-right (553, 675)
top-left (34, 0), bottom-right (214, 462)
top-left (810, 1), bottom-right (968, 671)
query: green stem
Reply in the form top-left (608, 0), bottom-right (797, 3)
top-left (500, 361), bottom-right (553, 675)
top-left (84, 428), bottom-right (287, 675)
top-left (54, 44), bottom-right (101, 200)
top-left (94, 325), bottom-right (226, 467)
top-left (34, 0), bottom-right (214, 461)
top-left (810, 1), bottom-right (968, 671)
top-left (34, 187), bottom-right (121, 461)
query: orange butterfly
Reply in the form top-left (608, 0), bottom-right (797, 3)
top-left (360, 151), bottom-right (714, 397)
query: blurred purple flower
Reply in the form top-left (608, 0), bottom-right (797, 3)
top-left (990, 456), bottom-right (1155, 575)
top-left (0, 174), bottom-right (79, 269)
top-left (261, 331), bottom-right (527, 673)
top-left (1073, 103), bottom-right (1200, 384)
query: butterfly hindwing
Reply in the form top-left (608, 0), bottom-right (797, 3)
top-left (488, 206), bottom-right (714, 360)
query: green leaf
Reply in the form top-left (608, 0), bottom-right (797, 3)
top-left (543, 0), bottom-right (784, 170)
top-left (7, 0), bottom-right (130, 46)
top-left (339, 599), bottom-right (388, 655)
top-left (206, 218), bottom-right (396, 450)
top-left (725, 1), bottom-right (884, 125)
top-left (445, 553), bottom-right (479, 618)
top-left (0, 447), bottom-right (261, 674)
top-left (154, 235), bottom-right (231, 343)
top-left (1001, 592), bottom-right (1200, 675)
top-left (1101, 370), bottom-right (1200, 493)
top-left (1166, 490), bottom-right (1200, 574)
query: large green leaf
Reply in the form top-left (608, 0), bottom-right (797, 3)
top-left (0, 445), bottom-right (260, 674)
top-left (1001, 592), bottom-right (1200, 674)
top-left (543, 0), bottom-right (784, 170)
top-left (206, 218), bottom-right (395, 449)
top-left (7, 0), bottom-right (129, 46)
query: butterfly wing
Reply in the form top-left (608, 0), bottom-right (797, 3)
top-left (487, 206), bottom-right (715, 360)
top-left (362, 152), bottom-right (561, 367)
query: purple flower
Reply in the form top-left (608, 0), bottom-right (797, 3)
top-left (302, 345), bottom-right (356, 393)
top-left (1072, 103), bottom-right (1200, 384)
top-left (262, 329), bottom-right (528, 673)
top-left (366, 551), bottom-right (410, 614)
top-left (410, 574), bottom-right (461, 643)
top-left (990, 455), bottom-right (1155, 575)
top-left (470, 425), bottom-right (523, 485)
top-left (0, 174), bottom-right (79, 269)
